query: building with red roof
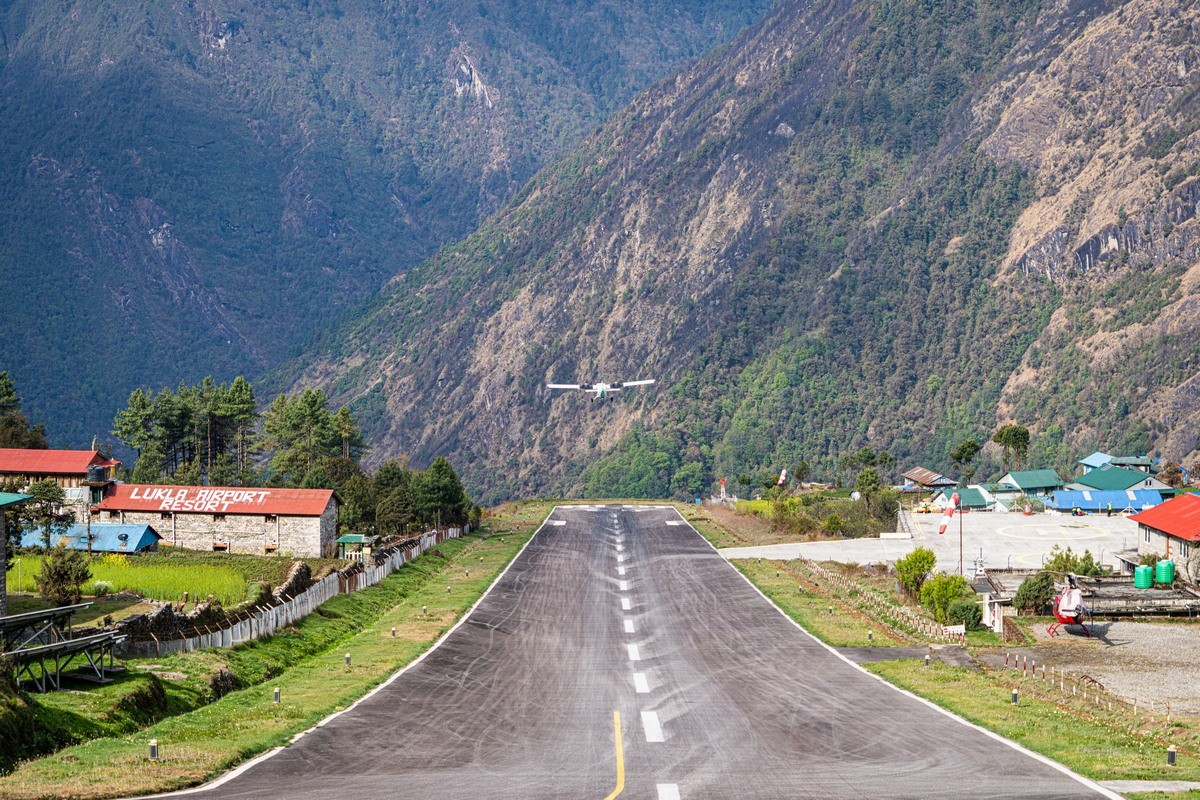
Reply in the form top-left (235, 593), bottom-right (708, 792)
top-left (0, 448), bottom-right (120, 517)
top-left (93, 484), bottom-right (339, 557)
top-left (1131, 493), bottom-right (1200, 572)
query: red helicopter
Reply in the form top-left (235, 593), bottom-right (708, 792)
top-left (1047, 583), bottom-right (1091, 637)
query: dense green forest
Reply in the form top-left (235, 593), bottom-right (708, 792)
top-left (0, 0), bottom-right (774, 448)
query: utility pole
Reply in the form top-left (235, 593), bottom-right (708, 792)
top-left (959, 503), bottom-right (964, 576)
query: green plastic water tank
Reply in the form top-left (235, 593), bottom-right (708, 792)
top-left (1156, 560), bottom-right (1176, 584)
top-left (1134, 565), bottom-right (1154, 589)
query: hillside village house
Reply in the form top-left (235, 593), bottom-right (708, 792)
top-left (0, 448), bottom-right (119, 516)
top-left (997, 469), bottom-right (1063, 498)
top-left (93, 485), bottom-right (339, 558)
top-left (1131, 494), bottom-right (1200, 578)
top-left (901, 467), bottom-right (958, 491)
top-left (1068, 464), bottom-right (1174, 496)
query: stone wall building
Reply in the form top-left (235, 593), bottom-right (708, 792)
top-left (93, 485), bottom-right (339, 558)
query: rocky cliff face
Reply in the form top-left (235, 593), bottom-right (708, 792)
top-left (985, 0), bottom-right (1200, 465)
top-left (288, 0), bottom-right (1200, 500)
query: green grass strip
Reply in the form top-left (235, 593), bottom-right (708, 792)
top-left (867, 659), bottom-right (1199, 782)
top-left (0, 502), bottom-right (552, 799)
top-left (734, 558), bottom-right (901, 648)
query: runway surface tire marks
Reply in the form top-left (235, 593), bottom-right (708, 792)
top-left (182, 506), bottom-right (1108, 800)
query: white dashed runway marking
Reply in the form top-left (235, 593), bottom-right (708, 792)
top-left (641, 711), bottom-right (664, 742)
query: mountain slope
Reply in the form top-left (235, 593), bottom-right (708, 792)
top-left (288, 0), bottom-right (1200, 502)
top-left (0, 0), bottom-right (773, 445)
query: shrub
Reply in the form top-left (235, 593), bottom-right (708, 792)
top-left (35, 546), bottom-right (92, 606)
top-left (1013, 571), bottom-right (1056, 614)
top-left (894, 547), bottom-right (936, 594)
top-left (947, 599), bottom-right (983, 630)
top-left (92, 580), bottom-right (113, 597)
top-left (919, 573), bottom-right (972, 623)
top-left (822, 514), bottom-right (844, 536)
top-left (1043, 545), bottom-right (1104, 576)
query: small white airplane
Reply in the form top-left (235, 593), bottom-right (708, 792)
top-left (546, 379), bottom-right (655, 401)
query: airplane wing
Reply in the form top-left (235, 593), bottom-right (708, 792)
top-left (619, 379), bottom-right (656, 387)
top-left (546, 384), bottom-right (582, 390)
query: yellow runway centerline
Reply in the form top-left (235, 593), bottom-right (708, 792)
top-left (604, 710), bottom-right (625, 799)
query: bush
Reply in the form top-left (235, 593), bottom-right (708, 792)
top-left (947, 599), bottom-right (983, 630)
top-left (822, 514), bottom-right (844, 536)
top-left (919, 573), bottom-right (972, 623)
top-left (92, 580), bottom-right (113, 597)
top-left (34, 546), bottom-right (91, 606)
top-left (1013, 571), bottom-right (1056, 614)
top-left (895, 547), bottom-right (936, 594)
top-left (1043, 545), bottom-right (1104, 576)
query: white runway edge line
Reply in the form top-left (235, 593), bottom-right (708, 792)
top-left (628, 644), bottom-right (641, 661)
top-left (136, 508), bottom-right (559, 800)
top-left (657, 784), bottom-right (681, 800)
top-left (676, 507), bottom-right (1126, 800)
top-left (641, 711), bottom-right (665, 742)
top-left (633, 673), bottom-right (650, 694)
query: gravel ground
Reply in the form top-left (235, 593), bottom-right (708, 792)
top-left (1008, 620), bottom-right (1200, 715)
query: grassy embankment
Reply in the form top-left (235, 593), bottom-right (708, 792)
top-left (0, 501), bottom-right (552, 799)
top-left (688, 504), bottom-right (1200, 791)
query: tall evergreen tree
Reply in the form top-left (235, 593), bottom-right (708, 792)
top-left (0, 371), bottom-right (48, 449)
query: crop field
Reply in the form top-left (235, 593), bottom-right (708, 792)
top-left (6, 553), bottom-right (250, 606)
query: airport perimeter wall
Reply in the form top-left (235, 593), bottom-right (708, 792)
top-left (116, 526), bottom-right (466, 658)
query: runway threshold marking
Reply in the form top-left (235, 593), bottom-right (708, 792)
top-left (618, 566), bottom-right (626, 576)
top-left (621, 598), bottom-right (632, 610)
top-left (603, 711), bottom-right (625, 800)
top-left (657, 785), bottom-right (680, 800)
top-left (633, 673), bottom-right (649, 693)
top-left (624, 619), bottom-right (635, 633)
top-left (627, 644), bottom-right (641, 661)
top-left (641, 710), bottom-right (664, 742)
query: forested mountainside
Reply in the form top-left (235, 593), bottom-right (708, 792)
top-left (285, 0), bottom-right (1200, 503)
top-left (0, 0), bottom-right (773, 446)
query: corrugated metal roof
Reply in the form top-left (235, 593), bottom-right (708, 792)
top-left (95, 484), bottom-right (336, 516)
top-left (0, 492), bottom-right (32, 508)
top-left (0, 448), bottom-right (119, 475)
top-left (902, 467), bottom-right (956, 486)
top-left (20, 523), bottom-right (160, 552)
top-left (1131, 494), bottom-right (1200, 542)
top-left (1077, 451), bottom-right (1112, 469)
top-left (1000, 470), bottom-right (1063, 490)
top-left (1074, 465), bottom-right (1156, 491)
top-left (1046, 489), bottom-right (1163, 512)
top-left (935, 487), bottom-right (991, 508)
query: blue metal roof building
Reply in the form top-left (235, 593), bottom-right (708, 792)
top-left (1045, 489), bottom-right (1163, 513)
top-left (20, 523), bottom-right (161, 553)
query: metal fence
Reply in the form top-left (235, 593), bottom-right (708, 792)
top-left (119, 527), bottom-right (464, 658)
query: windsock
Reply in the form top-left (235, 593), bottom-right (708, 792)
top-left (776, 469), bottom-right (788, 486)
top-left (937, 492), bottom-right (960, 535)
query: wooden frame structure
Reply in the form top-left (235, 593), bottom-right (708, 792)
top-left (1, 603), bottom-right (125, 692)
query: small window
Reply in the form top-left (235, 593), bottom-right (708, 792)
top-left (264, 514), bottom-right (278, 522)
top-left (160, 512), bottom-right (171, 520)
top-left (108, 511), bottom-right (119, 519)
top-left (212, 542), bottom-right (228, 551)
top-left (213, 513), bottom-right (226, 521)
top-left (264, 544), bottom-right (278, 554)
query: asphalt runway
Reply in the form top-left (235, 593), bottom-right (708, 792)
top-left (172, 506), bottom-right (1114, 800)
